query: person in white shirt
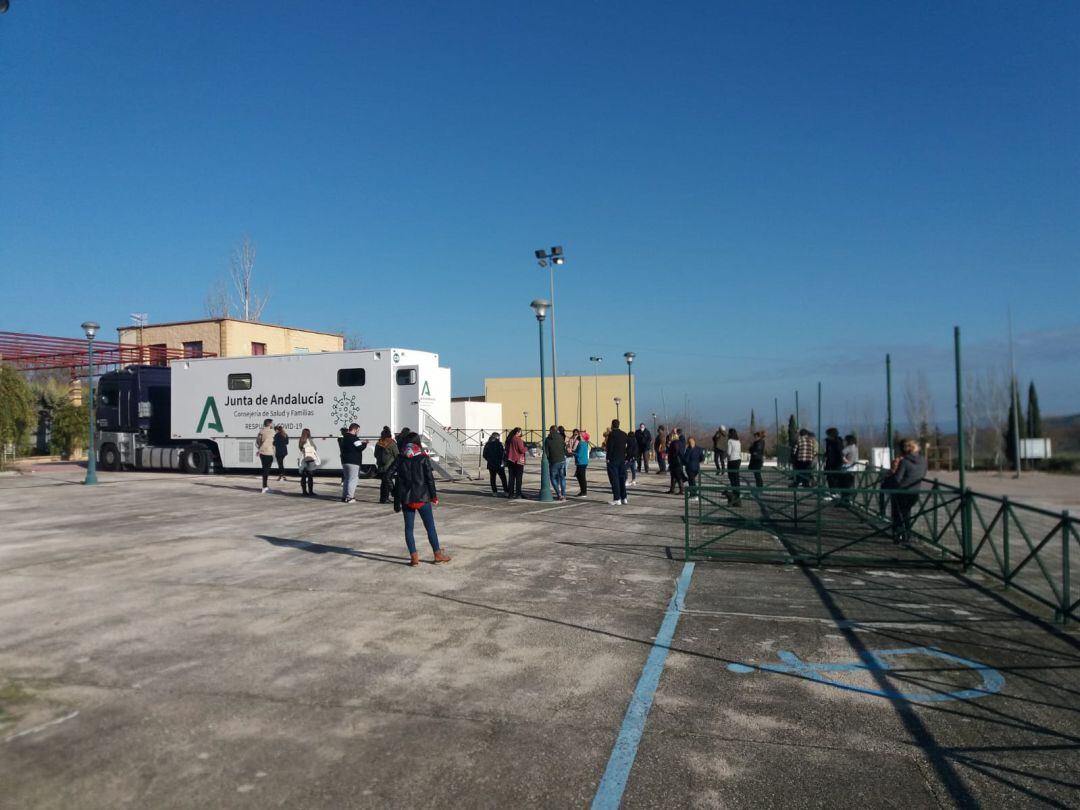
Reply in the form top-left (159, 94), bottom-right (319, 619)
top-left (840, 434), bottom-right (859, 504)
top-left (726, 428), bottom-right (742, 506)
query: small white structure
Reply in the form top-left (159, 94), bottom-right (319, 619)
top-left (450, 401), bottom-right (503, 447)
top-left (1020, 438), bottom-right (1052, 460)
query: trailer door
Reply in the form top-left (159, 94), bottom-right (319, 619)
top-left (394, 365), bottom-right (419, 434)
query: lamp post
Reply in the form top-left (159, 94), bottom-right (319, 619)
top-left (523, 411), bottom-right (529, 440)
top-left (535, 246), bottom-right (565, 427)
top-left (531, 299), bottom-right (553, 502)
top-left (651, 412), bottom-right (658, 434)
top-left (81, 321), bottom-right (100, 485)
top-left (624, 352), bottom-right (635, 432)
top-left (614, 397), bottom-right (621, 423)
top-left (589, 356), bottom-right (602, 434)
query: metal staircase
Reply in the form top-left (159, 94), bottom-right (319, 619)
top-left (420, 410), bottom-right (475, 480)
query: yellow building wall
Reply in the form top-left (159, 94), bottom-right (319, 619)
top-left (117, 319), bottom-right (342, 358)
top-left (485, 374), bottom-right (637, 437)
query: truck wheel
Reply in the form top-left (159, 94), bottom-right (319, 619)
top-left (183, 445), bottom-right (210, 474)
top-left (100, 444), bottom-right (121, 471)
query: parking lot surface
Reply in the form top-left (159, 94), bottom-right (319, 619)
top-left (1, 467), bottom-right (1078, 808)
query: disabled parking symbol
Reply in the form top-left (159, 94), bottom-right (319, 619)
top-left (727, 646), bottom-right (1004, 702)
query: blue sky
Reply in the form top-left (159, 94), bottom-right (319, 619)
top-left (2, 2), bottom-right (1078, 428)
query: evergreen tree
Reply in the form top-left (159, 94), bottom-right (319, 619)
top-left (0, 365), bottom-right (35, 462)
top-left (1026, 380), bottom-right (1042, 438)
top-left (1004, 377), bottom-right (1027, 466)
top-left (787, 414), bottom-right (798, 450)
top-left (749, 409), bottom-right (757, 436)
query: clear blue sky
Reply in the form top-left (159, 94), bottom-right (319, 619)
top-left (2, 2), bottom-right (1078, 429)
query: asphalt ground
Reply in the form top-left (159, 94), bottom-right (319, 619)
top-left (1, 465), bottom-right (1078, 808)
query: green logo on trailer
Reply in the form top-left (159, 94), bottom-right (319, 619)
top-left (421, 381), bottom-right (431, 397)
top-left (197, 396), bottom-right (224, 433)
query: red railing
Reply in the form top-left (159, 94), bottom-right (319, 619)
top-left (0, 330), bottom-right (215, 373)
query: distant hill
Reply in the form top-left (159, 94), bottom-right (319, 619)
top-left (1044, 414), bottom-right (1080, 454)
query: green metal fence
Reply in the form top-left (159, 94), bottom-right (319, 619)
top-left (685, 467), bottom-right (1080, 623)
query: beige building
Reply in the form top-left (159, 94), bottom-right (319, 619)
top-left (117, 318), bottom-right (343, 361)
top-left (485, 374), bottom-right (637, 437)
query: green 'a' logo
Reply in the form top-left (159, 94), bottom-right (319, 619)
top-left (421, 381), bottom-right (431, 396)
top-left (197, 396), bottom-right (224, 433)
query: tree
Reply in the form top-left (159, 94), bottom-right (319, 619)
top-left (0, 365), bottom-right (35, 461)
top-left (1026, 380), bottom-right (1042, 438)
top-left (204, 234), bottom-right (269, 321)
top-left (968, 367), bottom-right (1010, 468)
top-left (49, 400), bottom-right (89, 458)
top-left (749, 409), bottom-right (757, 436)
top-left (903, 370), bottom-right (936, 446)
top-left (787, 413), bottom-right (798, 450)
top-left (1004, 376), bottom-right (1027, 467)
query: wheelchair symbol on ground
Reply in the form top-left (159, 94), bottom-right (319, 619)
top-left (727, 646), bottom-right (1004, 702)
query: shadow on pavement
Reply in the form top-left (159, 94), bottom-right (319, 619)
top-left (256, 535), bottom-right (411, 566)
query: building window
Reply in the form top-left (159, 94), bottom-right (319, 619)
top-left (396, 369), bottom-right (417, 386)
top-left (183, 341), bottom-right (204, 358)
top-left (293, 347), bottom-right (309, 354)
top-left (337, 368), bottom-right (366, 387)
top-left (148, 343), bottom-right (168, 365)
top-left (228, 373), bottom-right (252, 391)
top-left (251, 342), bottom-right (267, 356)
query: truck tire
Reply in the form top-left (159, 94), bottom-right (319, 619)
top-left (100, 444), bottom-right (122, 471)
top-left (182, 445), bottom-right (211, 474)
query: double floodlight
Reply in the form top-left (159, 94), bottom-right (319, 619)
top-left (535, 245), bottom-right (565, 267)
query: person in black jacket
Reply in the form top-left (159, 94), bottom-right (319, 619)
top-left (624, 429), bottom-right (638, 487)
top-left (824, 427), bottom-right (844, 495)
top-left (666, 433), bottom-right (686, 495)
top-left (483, 432), bottom-right (508, 496)
top-left (273, 425), bottom-right (289, 481)
top-left (392, 433), bottom-right (452, 566)
top-left (635, 424), bottom-right (652, 474)
top-left (338, 424), bottom-right (369, 503)
top-left (748, 431), bottom-right (766, 488)
top-left (605, 419), bottom-right (629, 505)
top-left (683, 436), bottom-right (706, 493)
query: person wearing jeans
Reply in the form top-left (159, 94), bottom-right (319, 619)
top-left (255, 418), bottom-right (275, 493)
top-left (392, 433), bottom-right (451, 566)
top-left (543, 426), bottom-right (568, 500)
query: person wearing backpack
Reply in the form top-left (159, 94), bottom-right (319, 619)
top-left (374, 426), bottom-right (399, 504)
top-left (483, 432), bottom-right (509, 496)
top-left (297, 428), bottom-right (320, 496)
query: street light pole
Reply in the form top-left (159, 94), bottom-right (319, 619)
top-left (651, 412), bottom-right (658, 434)
top-left (589, 356), bottom-right (602, 435)
top-left (81, 321), bottom-right (100, 485)
top-left (531, 299), bottom-right (553, 503)
top-left (523, 411), bottom-right (529, 440)
top-left (614, 397), bottom-right (621, 423)
top-left (535, 247), bottom-right (565, 428)
top-left (624, 352), bottom-right (635, 434)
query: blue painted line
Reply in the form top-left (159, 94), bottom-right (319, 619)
top-left (591, 561), bottom-right (695, 810)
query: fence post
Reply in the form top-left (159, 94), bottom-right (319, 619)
top-left (684, 486), bottom-right (691, 561)
top-left (962, 488), bottom-right (973, 572)
top-left (1060, 511), bottom-right (1071, 624)
top-left (1002, 497), bottom-right (1010, 586)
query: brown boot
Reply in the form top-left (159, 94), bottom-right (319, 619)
top-left (408, 552), bottom-right (420, 567)
top-left (433, 549), bottom-right (451, 564)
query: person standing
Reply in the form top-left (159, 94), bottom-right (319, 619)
top-left (792, 429), bottom-right (816, 487)
top-left (884, 439), bottom-right (927, 544)
top-left (712, 426), bottom-right (728, 474)
top-left (273, 425), bottom-right (290, 481)
top-left (748, 431), bottom-right (766, 488)
top-left (605, 419), bottom-right (629, 505)
top-left (392, 432), bottom-right (451, 566)
top-left (654, 426), bottom-right (667, 474)
top-left (573, 430), bottom-right (591, 496)
top-left (544, 426), bottom-right (568, 501)
top-left (255, 418), bottom-right (275, 493)
top-left (505, 427), bottom-right (526, 500)
top-left (840, 434), bottom-right (859, 505)
top-left (635, 423), bottom-right (652, 474)
top-left (824, 427), bottom-right (844, 496)
top-left (338, 423), bottom-right (369, 503)
top-left (624, 430), bottom-right (638, 487)
top-left (667, 432), bottom-right (686, 495)
top-left (483, 432), bottom-right (508, 496)
top-left (374, 427), bottom-right (399, 504)
top-left (297, 428), bottom-right (320, 496)
top-left (683, 436), bottom-right (705, 498)
top-left (726, 428), bottom-right (743, 506)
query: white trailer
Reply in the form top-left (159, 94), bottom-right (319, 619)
top-left (170, 348), bottom-right (452, 472)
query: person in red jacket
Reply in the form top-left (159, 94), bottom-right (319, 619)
top-left (505, 427), bottom-right (527, 500)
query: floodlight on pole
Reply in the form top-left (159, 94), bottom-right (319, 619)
top-left (81, 321), bottom-right (100, 486)
top-left (534, 246), bottom-right (565, 427)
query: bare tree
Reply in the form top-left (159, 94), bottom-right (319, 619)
top-left (903, 370), bottom-right (936, 445)
top-left (204, 278), bottom-right (231, 319)
top-left (968, 367), bottom-right (1010, 468)
top-left (229, 235), bottom-right (268, 321)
